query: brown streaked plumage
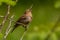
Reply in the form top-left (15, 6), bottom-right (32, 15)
top-left (11, 6), bottom-right (33, 32)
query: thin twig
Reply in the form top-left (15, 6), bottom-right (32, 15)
top-left (0, 15), bottom-right (4, 18)
top-left (0, 5), bottom-right (10, 32)
top-left (0, 0), bottom-right (18, 32)
top-left (45, 16), bottom-right (60, 40)
top-left (20, 25), bottom-right (29, 40)
top-left (20, 31), bottom-right (27, 40)
top-left (4, 15), bottom-right (14, 39)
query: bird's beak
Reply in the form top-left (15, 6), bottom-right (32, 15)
top-left (25, 4), bottom-right (33, 12)
top-left (29, 4), bottom-right (33, 11)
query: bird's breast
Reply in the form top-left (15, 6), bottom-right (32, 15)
top-left (25, 16), bottom-right (32, 22)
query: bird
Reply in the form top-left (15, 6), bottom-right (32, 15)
top-left (11, 5), bottom-right (33, 32)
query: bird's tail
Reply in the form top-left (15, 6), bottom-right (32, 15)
top-left (11, 24), bottom-right (19, 33)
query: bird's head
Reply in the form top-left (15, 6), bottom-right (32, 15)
top-left (25, 4), bottom-right (33, 14)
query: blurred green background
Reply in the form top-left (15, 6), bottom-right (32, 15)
top-left (0, 0), bottom-right (60, 40)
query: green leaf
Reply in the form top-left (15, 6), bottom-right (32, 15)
top-left (6, 1), bottom-right (16, 6)
top-left (3, 0), bottom-right (16, 6)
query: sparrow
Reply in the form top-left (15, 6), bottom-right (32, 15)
top-left (11, 5), bottom-right (33, 32)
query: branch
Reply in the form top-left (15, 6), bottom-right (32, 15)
top-left (0, 5), bottom-right (10, 32)
top-left (0, 0), bottom-right (18, 32)
top-left (3, 15), bottom-right (14, 39)
top-left (20, 31), bottom-right (27, 40)
top-left (0, 15), bottom-right (4, 18)
top-left (45, 16), bottom-right (60, 40)
top-left (20, 25), bottom-right (29, 40)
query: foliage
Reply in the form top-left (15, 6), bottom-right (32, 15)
top-left (0, 0), bottom-right (60, 40)
top-left (0, 0), bottom-right (16, 6)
